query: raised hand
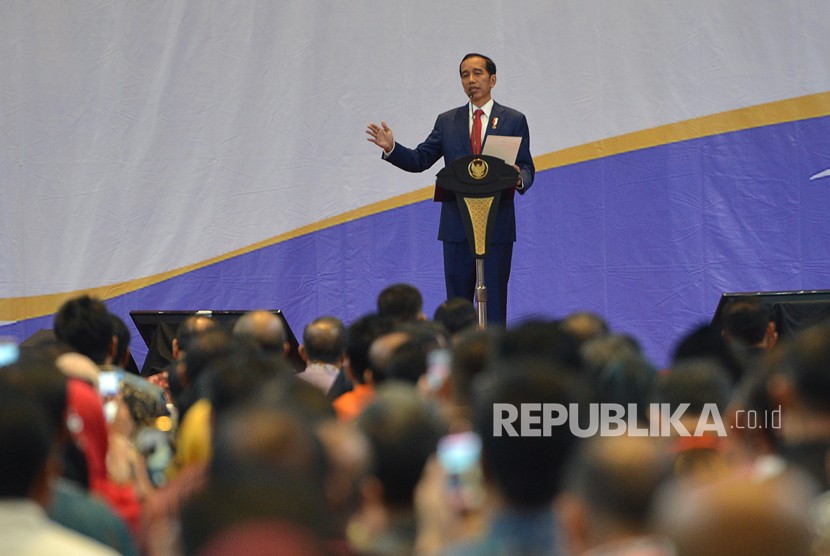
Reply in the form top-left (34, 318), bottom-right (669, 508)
top-left (366, 120), bottom-right (394, 152)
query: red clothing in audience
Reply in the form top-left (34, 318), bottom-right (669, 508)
top-left (332, 384), bottom-right (375, 422)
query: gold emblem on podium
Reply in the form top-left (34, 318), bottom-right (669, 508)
top-left (468, 158), bottom-right (489, 180)
top-left (464, 197), bottom-right (494, 256)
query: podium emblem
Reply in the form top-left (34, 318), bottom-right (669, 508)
top-left (468, 158), bottom-right (489, 180)
top-left (464, 197), bottom-right (494, 256)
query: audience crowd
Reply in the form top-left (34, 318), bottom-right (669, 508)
top-left (2, 287), bottom-right (830, 555)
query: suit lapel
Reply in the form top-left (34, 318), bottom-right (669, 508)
top-left (454, 105), bottom-right (471, 156)
top-left (453, 102), bottom-right (506, 154)
top-left (486, 102), bottom-right (506, 143)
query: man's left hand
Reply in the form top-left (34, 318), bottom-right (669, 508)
top-left (513, 164), bottom-right (523, 190)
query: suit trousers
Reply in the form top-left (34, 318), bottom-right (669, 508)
top-left (442, 240), bottom-right (513, 325)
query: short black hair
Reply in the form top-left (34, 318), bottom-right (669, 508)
top-left (182, 327), bottom-right (233, 386)
top-left (0, 351), bottom-right (67, 436)
top-left (345, 314), bottom-right (395, 384)
top-left (109, 312), bottom-right (131, 368)
top-left (672, 323), bottom-right (744, 384)
top-left (653, 358), bottom-right (732, 415)
top-left (722, 300), bottom-right (772, 345)
top-left (495, 319), bottom-right (583, 373)
top-left (433, 297), bottom-right (477, 336)
top-left (474, 359), bottom-right (587, 507)
top-left (386, 321), bottom-right (446, 385)
top-left (459, 53), bottom-right (496, 76)
top-left (449, 328), bottom-right (497, 408)
top-left (0, 393), bottom-right (53, 498)
top-left (358, 385), bottom-right (446, 508)
top-left (377, 283), bottom-right (423, 323)
top-left (53, 295), bottom-right (113, 364)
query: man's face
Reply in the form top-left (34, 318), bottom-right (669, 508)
top-left (460, 56), bottom-right (496, 106)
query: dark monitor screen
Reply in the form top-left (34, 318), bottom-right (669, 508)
top-left (130, 310), bottom-right (302, 375)
top-left (711, 290), bottom-right (830, 339)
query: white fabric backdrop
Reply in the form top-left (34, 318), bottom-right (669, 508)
top-left (2, 0), bottom-right (830, 314)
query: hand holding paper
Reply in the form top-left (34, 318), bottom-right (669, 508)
top-left (482, 135), bottom-right (521, 166)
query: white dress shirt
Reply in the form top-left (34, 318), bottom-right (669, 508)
top-left (469, 98), bottom-right (495, 143)
top-left (0, 499), bottom-right (120, 556)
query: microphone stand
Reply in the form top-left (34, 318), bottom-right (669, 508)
top-left (475, 259), bottom-right (487, 328)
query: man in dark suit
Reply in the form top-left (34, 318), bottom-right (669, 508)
top-left (367, 53), bottom-right (534, 324)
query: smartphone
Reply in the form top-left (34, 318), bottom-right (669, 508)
top-left (437, 431), bottom-right (484, 512)
top-left (0, 339), bottom-right (19, 367)
top-left (426, 348), bottom-right (451, 393)
top-left (98, 370), bottom-right (120, 398)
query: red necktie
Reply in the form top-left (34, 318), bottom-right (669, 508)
top-left (471, 108), bottom-right (484, 155)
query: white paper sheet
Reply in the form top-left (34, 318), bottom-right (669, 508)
top-left (482, 136), bottom-right (521, 166)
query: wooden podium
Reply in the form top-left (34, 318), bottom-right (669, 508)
top-left (436, 155), bottom-right (519, 327)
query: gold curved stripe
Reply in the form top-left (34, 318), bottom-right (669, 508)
top-left (3, 90), bottom-right (830, 323)
top-left (0, 186), bottom-right (434, 321)
top-left (535, 90), bottom-right (830, 171)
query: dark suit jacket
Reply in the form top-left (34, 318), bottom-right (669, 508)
top-left (384, 101), bottom-right (534, 243)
